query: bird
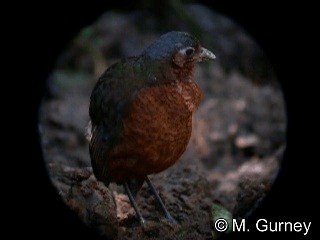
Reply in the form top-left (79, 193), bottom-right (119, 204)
top-left (88, 31), bottom-right (215, 225)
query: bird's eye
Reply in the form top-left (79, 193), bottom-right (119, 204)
top-left (180, 47), bottom-right (195, 57)
top-left (185, 47), bottom-right (195, 56)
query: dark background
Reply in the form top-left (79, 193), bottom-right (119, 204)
top-left (14, 0), bottom-right (313, 239)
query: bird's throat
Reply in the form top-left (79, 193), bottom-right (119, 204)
top-left (171, 62), bottom-right (195, 82)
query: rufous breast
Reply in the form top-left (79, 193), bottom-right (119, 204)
top-left (107, 79), bottom-right (203, 181)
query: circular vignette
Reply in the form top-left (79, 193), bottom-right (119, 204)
top-left (38, 4), bottom-right (287, 239)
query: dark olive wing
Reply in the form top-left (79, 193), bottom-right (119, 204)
top-left (88, 57), bottom-right (151, 183)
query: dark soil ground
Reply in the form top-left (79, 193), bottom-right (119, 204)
top-left (39, 5), bottom-right (286, 239)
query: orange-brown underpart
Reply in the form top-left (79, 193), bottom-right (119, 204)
top-left (106, 79), bottom-right (203, 181)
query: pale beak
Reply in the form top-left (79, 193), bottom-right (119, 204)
top-left (198, 47), bottom-right (216, 62)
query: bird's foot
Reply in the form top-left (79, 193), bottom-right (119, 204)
top-left (124, 182), bottom-right (147, 226)
top-left (145, 176), bottom-right (179, 225)
top-left (165, 214), bottom-right (177, 225)
top-left (139, 216), bottom-right (147, 226)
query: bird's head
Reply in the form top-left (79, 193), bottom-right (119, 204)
top-left (144, 31), bottom-right (215, 68)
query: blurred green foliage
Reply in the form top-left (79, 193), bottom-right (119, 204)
top-left (211, 203), bottom-right (233, 238)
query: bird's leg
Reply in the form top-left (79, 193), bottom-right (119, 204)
top-left (124, 182), bottom-right (146, 225)
top-left (145, 176), bottom-right (176, 224)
